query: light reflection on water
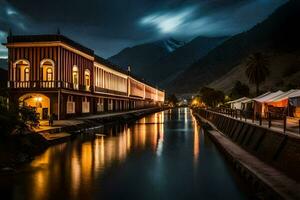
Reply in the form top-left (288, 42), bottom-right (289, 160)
top-left (193, 115), bottom-right (200, 165)
top-left (0, 108), bottom-right (247, 200)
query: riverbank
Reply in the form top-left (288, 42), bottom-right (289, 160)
top-left (0, 107), bottom-right (167, 171)
top-left (193, 109), bottom-right (300, 199)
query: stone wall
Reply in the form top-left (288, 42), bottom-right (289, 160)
top-left (194, 108), bottom-right (300, 182)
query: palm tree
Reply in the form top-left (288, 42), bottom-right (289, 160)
top-left (245, 52), bottom-right (270, 96)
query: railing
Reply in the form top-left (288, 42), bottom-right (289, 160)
top-left (8, 81), bottom-right (128, 95)
top-left (195, 107), bottom-right (300, 135)
top-left (10, 81), bottom-right (30, 88)
top-left (8, 81), bottom-right (92, 92)
top-left (60, 81), bottom-right (74, 90)
top-left (210, 107), bottom-right (254, 120)
top-left (9, 81), bottom-right (58, 88)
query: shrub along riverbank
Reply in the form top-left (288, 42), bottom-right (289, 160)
top-left (0, 102), bottom-right (47, 170)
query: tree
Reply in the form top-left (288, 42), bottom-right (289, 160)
top-left (245, 52), bottom-right (270, 96)
top-left (199, 87), bottom-right (225, 107)
top-left (0, 98), bottom-right (39, 138)
top-left (191, 95), bottom-right (203, 107)
top-left (19, 106), bottom-right (40, 128)
top-left (230, 81), bottom-right (250, 99)
top-left (167, 94), bottom-right (178, 107)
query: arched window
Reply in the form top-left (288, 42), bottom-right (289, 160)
top-left (84, 69), bottom-right (90, 90)
top-left (72, 66), bottom-right (79, 90)
top-left (40, 59), bottom-right (55, 81)
top-left (24, 67), bottom-right (30, 81)
top-left (40, 59), bottom-right (55, 88)
top-left (46, 67), bottom-right (53, 81)
top-left (13, 59), bottom-right (30, 82)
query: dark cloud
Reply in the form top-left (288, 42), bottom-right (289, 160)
top-left (0, 0), bottom-right (288, 58)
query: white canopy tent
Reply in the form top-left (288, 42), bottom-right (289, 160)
top-left (240, 97), bottom-right (254, 111)
top-left (265, 90), bottom-right (300, 106)
top-left (267, 90), bottom-right (298, 102)
top-left (253, 91), bottom-right (284, 117)
top-left (227, 97), bottom-right (251, 110)
top-left (288, 90), bottom-right (300, 99)
top-left (253, 90), bottom-right (284, 103)
top-left (252, 91), bottom-right (271, 101)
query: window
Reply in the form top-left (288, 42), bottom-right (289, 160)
top-left (84, 69), bottom-right (90, 90)
top-left (24, 67), bottom-right (30, 81)
top-left (46, 68), bottom-right (53, 81)
top-left (13, 60), bottom-right (30, 84)
top-left (40, 59), bottom-right (55, 88)
top-left (97, 98), bottom-right (104, 112)
top-left (72, 66), bottom-right (79, 90)
top-left (41, 59), bottom-right (55, 81)
top-left (108, 99), bottom-right (113, 111)
top-left (67, 95), bottom-right (75, 114)
top-left (82, 97), bottom-right (90, 113)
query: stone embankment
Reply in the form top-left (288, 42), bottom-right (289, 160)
top-left (43, 107), bottom-right (165, 135)
top-left (193, 108), bottom-right (300, 200)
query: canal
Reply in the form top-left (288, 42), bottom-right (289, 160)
top-left (1, 108), bottom-right (249, 200)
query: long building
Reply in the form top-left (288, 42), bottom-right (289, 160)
top-left (4, 34), bottom-right (165, 120)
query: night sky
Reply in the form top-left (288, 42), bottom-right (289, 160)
top-left (0, 0), bottom-right (287, 58)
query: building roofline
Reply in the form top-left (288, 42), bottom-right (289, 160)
top-left (6, 34), bottom-right (94, 56)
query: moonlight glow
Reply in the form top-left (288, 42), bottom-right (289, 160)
top-left (6, 7), bottom-right (17, 16)
top-left (140, 7), bottom-right (197, 33)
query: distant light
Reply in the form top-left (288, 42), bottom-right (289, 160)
top-left (35, 97), bottom-right (42, 102)
top-left (192, 99), bottom-right (199, 105)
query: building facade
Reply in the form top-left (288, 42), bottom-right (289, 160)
top-left (4, 34), bottom-right (165, 120)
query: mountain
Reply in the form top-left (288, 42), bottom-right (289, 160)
top-left (109, 36), bottom-right (227, 86)
top-left (109, 38), bottom-right (185, 81)
top-left (208, 52), bottom-right (300, 94)
top-left (151, 36), bottom-right (228, 86)
top-left (167, 0), bottom-right (300, 95)
top-left (156, 38), bottom-right (186, 52)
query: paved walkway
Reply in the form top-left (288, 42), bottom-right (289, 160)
top-left (211, 110), bottom-right (300, 138)
top-left (250, 117), bottom-right (299, 134)
top-left (33, 120), bottom-right (83, 132)
top-left (33, 107), bottom-right (160, 133)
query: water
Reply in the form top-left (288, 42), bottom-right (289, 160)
top-left (0, 108), bottom-right (248, 200)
